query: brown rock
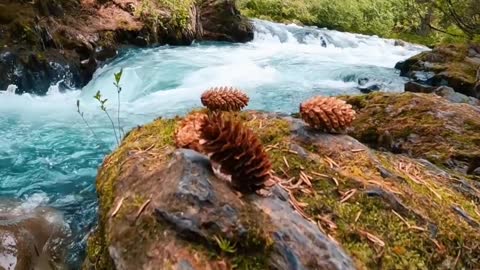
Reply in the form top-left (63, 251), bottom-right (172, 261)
top-left (395, 44), bottom-right (480, 98)
top-left (0, 202), bottom-right (69, 270)
top-left (343, 92), bottom-right (480, 170)
top-left (0, 0), bottom-right (254, 95)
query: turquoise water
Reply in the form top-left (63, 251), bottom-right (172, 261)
top-left (0, 20), bottom-right (426, 266)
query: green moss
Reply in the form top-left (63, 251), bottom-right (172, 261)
top-left (84, 118), bottom-right (176, 269)
top-left (343, 92), bottom-right (480, 167)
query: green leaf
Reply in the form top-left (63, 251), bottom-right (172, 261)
top-left (213, 235), bottom-right (237, 254)
top-left (114, 68), bottom-right (123, 85)
top-left (94, 91), bottom-right (102, 101)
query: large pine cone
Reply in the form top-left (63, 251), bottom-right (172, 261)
top-left (300, 96), bottom-right (356, 133)
top-left (201, 86), bottom-right (249, 112)
top-left (174, 112), bottom-right (207, 152)
top-left (200, 113), bottom-right (271, 192)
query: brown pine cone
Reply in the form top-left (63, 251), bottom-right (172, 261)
top-left (201, 86), bottom-right (249, 112)
top-left (300, 96), bottom-right (356, 133)
top-left (200, 113), bottom-right (271, 192)
top-left (174, 112), bottom-right (207, 153)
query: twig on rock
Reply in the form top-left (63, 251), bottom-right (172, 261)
top-left (135, 198), bottom-right (152, 221)
top-left (340, 189), bottom-right (357, 203)
top-left (111, 196), bottom-right (125, 218)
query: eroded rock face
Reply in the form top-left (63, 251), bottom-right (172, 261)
top-left (0, 0), bottom-right (253, 95)
top-left (396, 44), bottom-right (480, 98)
top-left (0, 201), bottom-right (70, 270)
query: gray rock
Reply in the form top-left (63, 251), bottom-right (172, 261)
top-left (155, 150), bottom-right (355, 270)
top-left (434, 86), bottom-right (480, 106)
top-left (95, 147), bottom-right (355, 270)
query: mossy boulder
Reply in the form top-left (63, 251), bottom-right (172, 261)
top-left (83, 115), bottom-right (354, 270)
top-left (86, 99), bottom-right (480, 269)
top-left (396, 44), bottom-right (480, 98)
top-left (343, 92), bottom-right (480, 172)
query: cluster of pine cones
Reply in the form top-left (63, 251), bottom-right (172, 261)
top-left (174, 86), bottom-right (356, 193)
top-left (175, 87), bottom-right (271, 193)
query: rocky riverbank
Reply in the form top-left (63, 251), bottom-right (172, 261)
top-left (396, 44), bottom-right (480, 100)
top-left (0, 0), bottom-right (253, 95)
top-left (85, 91), bottom-right (480, 269)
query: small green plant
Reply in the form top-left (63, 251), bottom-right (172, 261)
top-left (213, 235), bottom-right (237, 254)
top-left (94, 90), bottom-right (120, 146)
top-left (76, 69), bottom-right (125, 147)
top-left (76, 99), bottom-right (99, 140)
top-left (113, 68), bottom-right (124, 137)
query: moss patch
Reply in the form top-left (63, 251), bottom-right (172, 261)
top-left (341, 92), bottom-right (480, 168)
top-left (83, 118), bottom-right (176, 269)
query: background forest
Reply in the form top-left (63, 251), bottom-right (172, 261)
top-left (238, 0), bottom-right (480, 46)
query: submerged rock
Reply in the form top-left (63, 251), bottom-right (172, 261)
top-left (0, 0), bottom-right (253, 95)
top-left (395, 44), bottom-right (480, 98)
top-left (85, 100), bottom-right (480, 269)
top-left (0, 201), bottom-right (70, 270)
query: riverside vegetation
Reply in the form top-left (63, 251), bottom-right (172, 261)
top-left (238, 0), bottom-right (480, 46)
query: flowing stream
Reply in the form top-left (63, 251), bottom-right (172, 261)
top-left (0, 19), bottom-right (427, 266)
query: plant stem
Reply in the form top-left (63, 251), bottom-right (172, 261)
top-left (117, 88), bottom-right (122, 138)
top-left (78, 112), bottom-right (99, 140)
top-left (104, 109), bottom-right (120, 146)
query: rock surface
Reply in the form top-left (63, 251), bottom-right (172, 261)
top-left (396, 44), bottom-right (480, 99)
top-left (0, 200), bottom-right (70, 270)
top-left (84, 146), bottom-right (354, 269)
top-left (0, 0), bottom-right (253, 95)
top-left (344, 92), bottom-right (480, 171)
top-left (86, 94), bottom-right (480, 269)
top-left (404, 82), bottom-right (480, 106)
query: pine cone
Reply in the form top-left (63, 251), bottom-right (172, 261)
top-left (174, 112), bottom-right (207, 152)
top-left (200, 113), bottom-right (271, 192)
top-left (201, 86), bottom-right (249, 112)
top-left (300, 96), bottom-right (356, 133)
